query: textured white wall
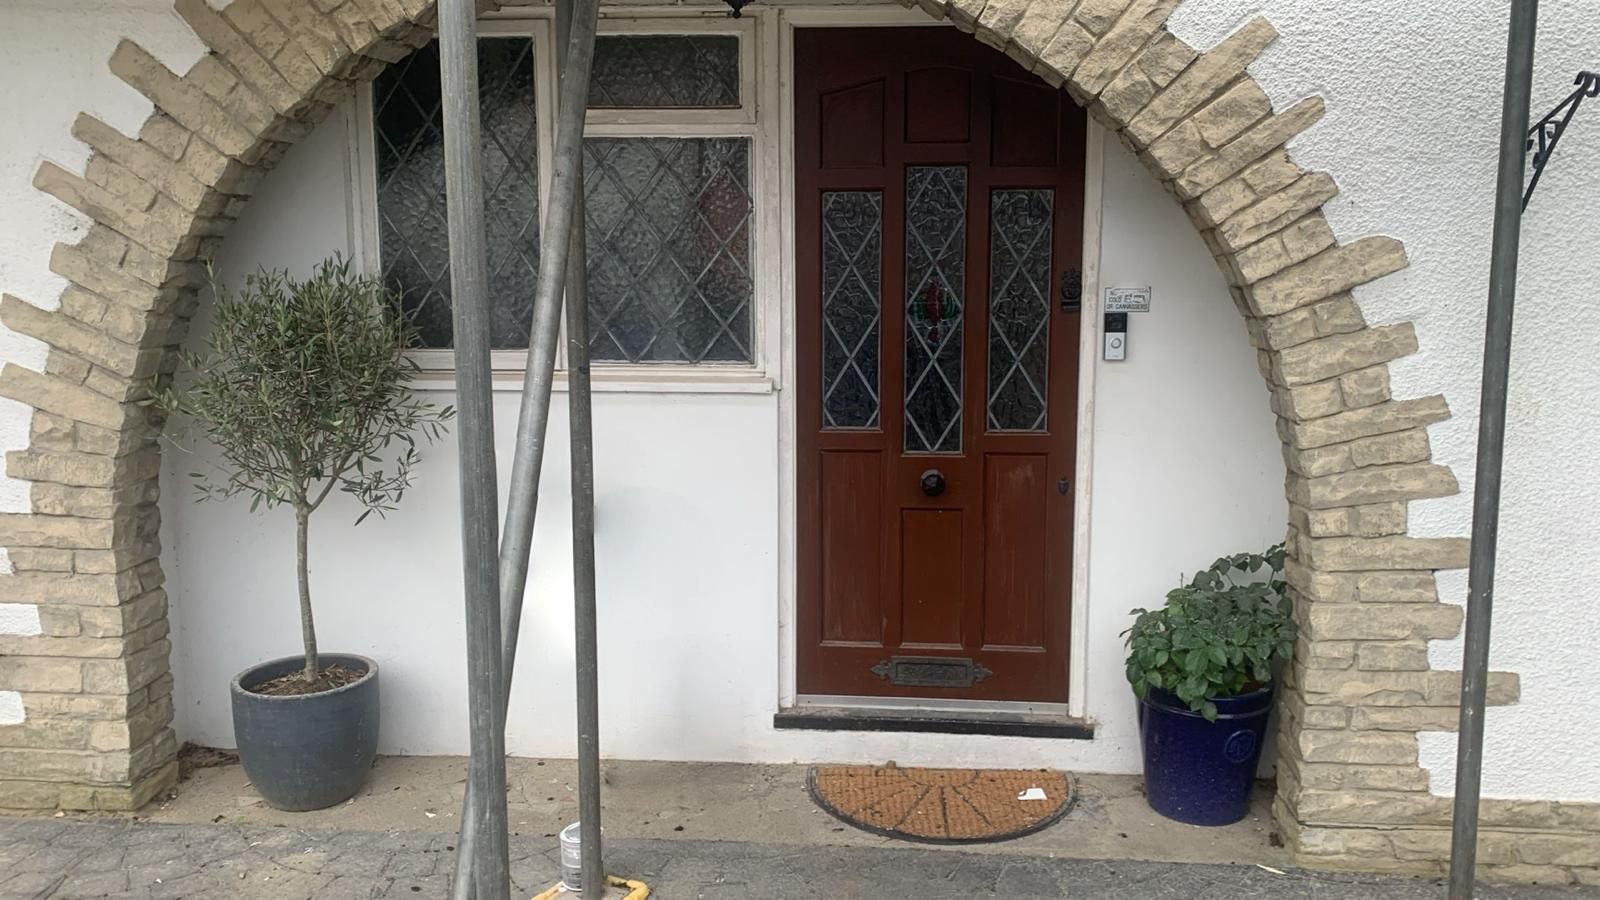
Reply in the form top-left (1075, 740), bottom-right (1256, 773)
top-left (1169, 0), bottom-right (1600, 803)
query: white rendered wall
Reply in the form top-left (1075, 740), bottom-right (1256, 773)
top-left (1168, 1), bottom-right (1600, 803)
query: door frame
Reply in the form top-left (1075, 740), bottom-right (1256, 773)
top-left (774, 6), bottom-right (1107, 719)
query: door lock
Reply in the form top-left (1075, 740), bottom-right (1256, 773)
top-left (1060, 267), bottom-right (1082, 313)
top-left (1057, 478), bottom-right (1070, 495)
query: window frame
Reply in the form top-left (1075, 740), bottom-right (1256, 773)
top-left (349, 9), bottom-right (777, 392)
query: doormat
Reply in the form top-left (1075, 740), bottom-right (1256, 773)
top-left (807, 763), bottom-right (1074, 844)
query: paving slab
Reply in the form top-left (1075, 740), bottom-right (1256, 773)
top-left (3, 817), bottom-right (1600, 899)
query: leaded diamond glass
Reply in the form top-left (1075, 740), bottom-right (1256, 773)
top-left (904, 166), bottom-right (967, 454)
top-left (821, 191), bottom-right (882, 429)
top-left (589, 35), bottom-right (740, 109)
top-left (987, 189), bottom-right (1053, 432)
top-left (583, 137), bottom-right (754, 363)
top-left (373, 38), bottom-right (540, 349)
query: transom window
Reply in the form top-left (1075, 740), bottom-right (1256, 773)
top-left (362, 18), bottom-right (759, 371)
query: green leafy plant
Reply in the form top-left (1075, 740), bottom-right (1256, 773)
top-left (153, 255), bottom-right (453, 684)
top-left (1122, 544), bottom-right (1295, 721)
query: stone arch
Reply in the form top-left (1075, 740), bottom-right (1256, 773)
top-left (0, 0), bottom-right (1524, 875)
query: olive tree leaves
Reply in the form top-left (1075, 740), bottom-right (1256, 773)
top-left (1122, 545), bottom-right (1295, 722)
top-left (151, 255), bottom-right (454, 524)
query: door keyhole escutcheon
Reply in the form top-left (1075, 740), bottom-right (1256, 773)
top-left (921, 469), bottom-right (947, 497)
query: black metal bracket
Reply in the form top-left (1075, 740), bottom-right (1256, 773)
top-left (1525, 70), bottom-right (1598, 210)
top-left (722, 0), bottom-right (752, 17)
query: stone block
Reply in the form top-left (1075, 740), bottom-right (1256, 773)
top-left (1218, 173), bottom-right (1337, 251)
top-left (1297, 729), bottom-right (1417, 765)
top-left (1127, 17), bottom-right (1277, 144)
top-left (17, 693), bottom-right (139, 721)
top-left (1193, 150), bottom-right (1302, 226)
top-left (1176, 96), bottom-right (1326, 198)
top-left (110, 41), bottom-right (256, 159)
top-left (1304, 603), bottom-right (1461, 641)
top-left (6, 549), bottom-right (74, 573)
top-left (1295, 788), bottom-right (1451, 826)
top-left (1072, 0), bottom-right (1181, 96)
top-left (1273, 324), bottom-right (1417, 386)
top-left (0, 515), bottom-right (116, 552)
top-left (1304, 536), bottom-right (1469, 572)
top-left (1, 296), bottom-right (143, 377)
top-left (1006, 0), bottom-right (1070, 63)
top-left (1248, 237), bottom-right (1409, 317)
top-left (1293, 762), bottom-right (1432, 792)
top-left (1294, 463), bottom-right (1457, 509)
top-left (1291, 396), bottom-right (1450, 450)
top-left (1033, 21), bottom-right (1096, 86)
top-left (80, 639), bottom-right (170, 695)
top-left (0, 656), bottom-right (82, 693)
top-left (1301, 669), bottom-right (1520, 708)
top-left (972, 0), bottom-right (1029, 47)
top-left (1275, 380), bottom-right (1343, 420)
top-left (1356, 640), bottom-right (1432, 672)
top-left (1339, 365), bottom-right (1390, 408)
top-left (0, 364), bottom-right (131, 432)
top-left (0, 718), bottom-right (91, 751)
top-left (1351, 705), bottom-right (1459, 731)
top-left (257, 0), bottom-right (349, 75)
top-left (1355, 571), bottom-right (1439, 604)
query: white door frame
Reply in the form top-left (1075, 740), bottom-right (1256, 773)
top-left (772, 5), bottom-right (1105, 718)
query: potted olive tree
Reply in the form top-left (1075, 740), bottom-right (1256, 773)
top-left (1123, 545), bottom-right (1295, 826)
top-left (155, 256), bottom-right (452, 811)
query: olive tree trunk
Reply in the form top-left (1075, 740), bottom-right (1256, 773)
top-left (295, 505), bottom-right (320, 682)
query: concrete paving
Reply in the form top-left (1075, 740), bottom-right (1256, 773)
top-left (6, 756), bottom-right (1599, 898)
top-left (141, 756), bottom-right (1288, 868)
top-left (4, 816), bottom-right (1600, 899)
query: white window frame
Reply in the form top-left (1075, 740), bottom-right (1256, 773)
top-left (350, 8), bottom-right (778, 394)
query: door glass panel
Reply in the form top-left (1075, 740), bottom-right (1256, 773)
top-left (821, 191), bottom-right (883, 429)
top-left (904, 166), bottom-right (967, 454)
top-left (987, 188), bottom-right (1053, 432)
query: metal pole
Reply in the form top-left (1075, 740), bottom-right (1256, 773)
top-left (438, 0), bottom-right (510, 897)
top-left (557, 0), bottom-right (604, 886)
top-left (1448, 2), bottom-right (1537, 897)
top-left (449, 0), bottom-right (601, 894)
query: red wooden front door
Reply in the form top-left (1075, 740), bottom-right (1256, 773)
top-left (795, 27), bottom-right (1085, 703)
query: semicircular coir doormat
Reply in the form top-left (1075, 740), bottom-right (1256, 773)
top-left (808, 763), bottom-right (1074, 844)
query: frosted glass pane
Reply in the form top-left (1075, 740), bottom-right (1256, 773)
top-left (590, 35), bottom-right (739, 109)
top-left (583, 137), bottom-right (754, 363)
top-left (821, 191), bottom-right (882, 429)
top-left (373, 38), bottom-right (540, 349)
top-left (904, 166), bottom-right (966, 454)
top-left (987, 189), bottom-right (1052, 432)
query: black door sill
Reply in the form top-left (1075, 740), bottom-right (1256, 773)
top-left (773, 706), bottom-right (1095, 740)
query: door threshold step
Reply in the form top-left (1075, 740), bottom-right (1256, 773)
top-left (773, 705), bottom-right (1095, 740)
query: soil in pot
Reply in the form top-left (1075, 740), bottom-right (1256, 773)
top-left (250, 663), bottom-right (367, 696)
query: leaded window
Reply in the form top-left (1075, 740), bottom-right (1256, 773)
top-left (371, 27), bottom-right (755, 366)
top-left (372, 37), bottom-right (540, 349)
top-left (583, 137), bottom-right (754, 363)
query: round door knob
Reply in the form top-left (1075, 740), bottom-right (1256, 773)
top-left (920, 468), bottom-right (946, 497)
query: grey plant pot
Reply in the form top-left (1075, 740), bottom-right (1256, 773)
top-left (229, 653), bottom-right (380, 811)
